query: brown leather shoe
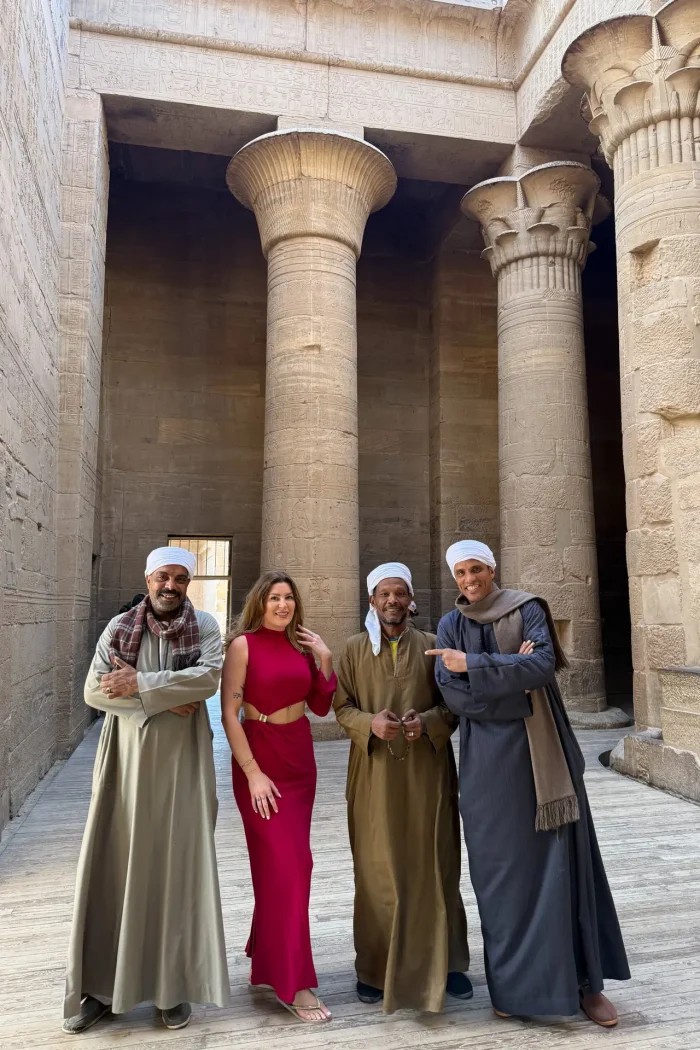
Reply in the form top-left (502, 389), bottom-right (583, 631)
top-left (580, 991), bottom-right (618, 1027)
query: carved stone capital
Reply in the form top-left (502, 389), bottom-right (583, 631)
top-left (562, 2), bottom-right (700, 179)
top-left (226, 128), bottom-right (396, 257)
top-left (461, 161), bottom-right (600, 291)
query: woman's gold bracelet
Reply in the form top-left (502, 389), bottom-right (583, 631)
top-left (240, 756), bottom-right (256, 770)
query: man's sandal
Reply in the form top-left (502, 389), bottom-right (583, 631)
top-left (494, 1009), bottom-right (512, 1018)
top-left (276, 995), bottom-right (331, 1023)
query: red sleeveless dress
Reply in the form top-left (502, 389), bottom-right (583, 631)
top-left (231, 627), bottom-right (337, 1002)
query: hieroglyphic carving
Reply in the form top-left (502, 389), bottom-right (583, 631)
top-left (74, 24), bottom-right (517, 144)
top-left (0, 0), bottom-right (66, 831)
top-left (329, 67), bottom-right (516, 141)
top-left (71, 0), bottom-right (307, 50)
top-left (308, 0), bottom-right (498, 79)
top-left (514, 0), bottom-right (649, 136)
top-left (75, 29), bottom-right (330, 118)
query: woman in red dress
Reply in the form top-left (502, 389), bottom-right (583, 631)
top-left (221, 571), bottom-right (337, 1024)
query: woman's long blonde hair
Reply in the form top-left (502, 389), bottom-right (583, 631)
top-left (225, 570), bottom-right (304, 652)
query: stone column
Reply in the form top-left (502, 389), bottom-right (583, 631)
top-left (463, 162), bottom-right (618, 722)
top-left (227, 130), bottom-right (396, 654)
top-left (564, 1), bottom-right (700, 737)
top-left (563, 1), bottom-right (700, 801)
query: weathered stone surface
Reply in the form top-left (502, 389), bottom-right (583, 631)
top-left (9, 0), bottom-right (700, 826)
top-left (227, 130), bottom-right (396, 656)
top-left (611, 727), bottom-right (700, 803)
top-left (462, 162), bottom-right (607, 714)
top-left (564, 1), bottom-right (700, 742)
top-left (0, 0), bottom-right (67, 833)
top-left (429, 240), bottom-right (499, 623)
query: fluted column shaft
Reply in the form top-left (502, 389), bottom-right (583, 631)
top-left (227, 130), bottom-right (396, 652)
top-left (564, 0), bottom-right (700, 728)
top-left (463, 162), bottom-right (607, 713)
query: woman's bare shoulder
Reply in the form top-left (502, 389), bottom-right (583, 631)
top-left (225, 634), bottom-right (249, 661)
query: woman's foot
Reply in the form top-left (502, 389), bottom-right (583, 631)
top-left (291, 989), bottom-right (331, 1022)
top-left (580, 991), bottom-right (618, 1027)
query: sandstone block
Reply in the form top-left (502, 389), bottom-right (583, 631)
top-left (627, 526), bottom-right (679, 577)
top-left (661, 707), bottom-right (700, 755)
top-left (646, 624), bottom-right (687, 669)
top-left (641, 575), bottom-right (683, 626)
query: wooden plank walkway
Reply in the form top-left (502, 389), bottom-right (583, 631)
top-left (1, 703), bottom-right (700, 1049)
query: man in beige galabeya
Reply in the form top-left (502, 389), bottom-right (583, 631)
top-left (63, 547), bottom-right (229, 1034)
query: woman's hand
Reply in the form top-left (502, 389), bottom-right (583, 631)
top-left (247, 771), bottom-right (281, 820)
top-left (296, 626), bottom-right (331, 660)
top-left (519, 639), bottom-right (535, 655)
top-left (425, 648), bottom-right (468, 673)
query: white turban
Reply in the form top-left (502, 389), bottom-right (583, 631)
top-left (145, 546), bottom-right (197, 579)
top-left (446, 540), bottom-right (497, 579)
top-left (365, 562), bottom-right (413, 656)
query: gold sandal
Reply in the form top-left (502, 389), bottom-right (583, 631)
top-left (276, 995), bottom-right (332, 1023)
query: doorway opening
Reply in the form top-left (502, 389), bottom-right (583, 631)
top-left (168, 537), bottom-right (232, 635)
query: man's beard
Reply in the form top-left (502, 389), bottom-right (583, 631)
top-left (378, 608), bottom-right (407, 627)
top-left (151, 591), bottom-right (184, 615)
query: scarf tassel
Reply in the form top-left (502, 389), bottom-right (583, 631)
top-left (535, 794), bottom-right (580, 833)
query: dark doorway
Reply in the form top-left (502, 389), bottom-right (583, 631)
top-left (583, 189), bottom-right (633, 717)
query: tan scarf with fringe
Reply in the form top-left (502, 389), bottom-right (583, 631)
top-left (456, 586), bottom-right (580, 832)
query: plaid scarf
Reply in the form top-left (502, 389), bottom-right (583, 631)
top-left (110, 596), bottom-right (201, 671)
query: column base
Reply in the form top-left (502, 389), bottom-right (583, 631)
top-left (308, 711), bottom-right (347, 742)
top-left (568, 707), bottom-right (632, 730)
top-left (610, 729), bottom-right (700, 805)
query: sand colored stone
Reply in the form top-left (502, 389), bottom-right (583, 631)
top-left (563, 0), bottom-right (700, 793)
top-left (8, 0), bottom-right (700, 830)
top-left (462, 162), bottom-right (608, 715)
top-left (227, 131), bottom-right (397, 655)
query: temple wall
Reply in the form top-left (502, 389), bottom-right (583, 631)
top-left (429, 240), bottom-right (500, 626)
top-left (358, 255), bottom-right (432, 626)
top-left (0, 0), bottom-right (69, 830)
top-left (99, 182), bottom-right (267, 624)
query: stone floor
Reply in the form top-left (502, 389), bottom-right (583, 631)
top-left (1, 704), bottom-right (700, 1050)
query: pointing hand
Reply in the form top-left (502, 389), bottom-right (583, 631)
top-left (425, 649), bottom-right (468, 673)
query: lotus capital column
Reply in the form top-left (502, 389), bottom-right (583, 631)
top-left (564, 0), bottom-right (700, 732)
top-left (463, 161), bottom-right (610, 718)
top-left (227, 130), bottom-right (396, 652)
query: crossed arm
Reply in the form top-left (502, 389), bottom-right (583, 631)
top-left (84, 615), bottom-right (223, 726)
top-left (430, 603), bottom-right (556, 720)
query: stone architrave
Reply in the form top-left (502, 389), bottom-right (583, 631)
top-left (563, 1), bottom-right (700, 737)
top-left (462, 162), bottom-right (616, 721)
top-left (227, 130), bottom-right (396, 656)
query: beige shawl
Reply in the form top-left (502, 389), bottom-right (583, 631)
top-left (456, 586), bottom-right (580, 832)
